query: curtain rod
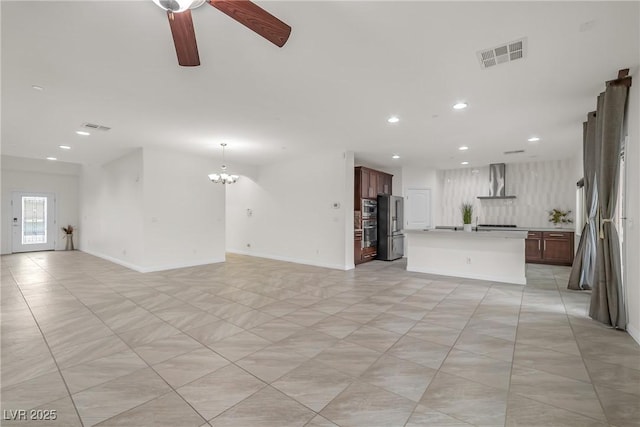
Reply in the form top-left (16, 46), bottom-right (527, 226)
top-left (606, 68), bottom-right (632, 88)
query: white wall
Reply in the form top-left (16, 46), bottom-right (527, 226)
top-left (624, 75), bottom-right (640, 344)
top-left (437, 159), bottom-right (577, 228)
top-left (1, 155), bottom-right (80, 254)
top-left (402, 166), bottom-right (440, 226)
top-left (80, 148), bottom-right (226, 272)
top-left (226, 150), bottom-right (354, 270)
top-left (343, 152), bottom-right (355, 268)
top-left (80, 149), bottom-right (145, 268)
top-left (142, 148), bottom-right (226, 270)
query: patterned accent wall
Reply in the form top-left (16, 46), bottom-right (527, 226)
top-left (438, 159), bottom-right (576, 228)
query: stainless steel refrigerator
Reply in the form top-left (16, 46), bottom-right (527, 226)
top-left (377, 195), bottom-right (404, 261)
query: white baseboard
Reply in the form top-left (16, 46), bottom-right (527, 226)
top-left (627, 322), bottom-right (640, 346)
top-left (81, 248), bottom-right (224, 273)
top-left (81, 248), bottom-right (146, 272)
top-left (406, 265), bottom-right (526, 285)
top-left (139, 258), bottom-right (226, 273)
top-left (227, 249), bottom-right (353, 271)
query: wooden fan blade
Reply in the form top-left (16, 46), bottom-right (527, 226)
top-left (207, 0), bottom-right (291, 47)
top-left (168, 10), bottom-right (200, 66)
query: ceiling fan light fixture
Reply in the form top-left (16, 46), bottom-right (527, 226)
top-left (152, 0), bottom-right (197, 13)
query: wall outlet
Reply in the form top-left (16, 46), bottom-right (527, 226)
top-left (246, 243), bottom-right (251, 248)
top-left (466, 257), bottom-right (471, 264)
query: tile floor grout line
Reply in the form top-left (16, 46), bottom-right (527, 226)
top-left (32, 259), bottom-right (229, 426)
top-left (9, 254), bottom-right (87, 427)
top-left (317, 277), bottom-right (483, 427)
top-left (502, 267), bottom-right (615, 425)
top-left (207, 383), bottom-right (319, 425)
top-left (554, 267), bottom-right (614, 425)
top-left (503, 273), bottom-right (526, 427)
top-left (266, 280), bottom-right (434, 425)
top-left (4, 252), bottom-right (638, 427)
top-left (408, 279), bottom-right (508, 427)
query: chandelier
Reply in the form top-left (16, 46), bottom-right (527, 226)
top-left (208, 143), bottom-right (239, 184)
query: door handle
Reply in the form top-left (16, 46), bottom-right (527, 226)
top-left (538, 240), bottom-right (540, 251)
top-left (544, 241), bottom-right (546, 251)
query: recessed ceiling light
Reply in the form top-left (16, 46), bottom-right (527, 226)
top-left (46, 157), bottom-right (57, 161)
top-left (458, 146), bottom-right (469, 151)
top-left (31, 85), bottom-right (44, 91)
top-left (387, 116), bottom-right (400, 123)
top-left (59, 145), bottom-right (71, 150)
top-left (76, 131), bottom-right (90, 136)
top-left (461, 161), bottom-right (469, 165)
top-left (453, 102), bottom-right (468, 110)
top-left (392, 154), bottom-right (400, 159)
top-left (528, 137), bottom-right (540, 142)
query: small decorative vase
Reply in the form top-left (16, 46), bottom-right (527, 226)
top-left (463, 224), bottom-right (472, 232)
top-left (65, 234), bottom-right (74, 250)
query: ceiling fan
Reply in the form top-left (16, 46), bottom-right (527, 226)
top-left (152, 0), bottom-right (292, 67)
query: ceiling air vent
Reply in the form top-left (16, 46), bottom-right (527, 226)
top-left (477, 37), bottom-right (527, 70)
top-left (504, 149), bottom-right (525, 155)
top-left (82, 122), bottom-right (111, 131)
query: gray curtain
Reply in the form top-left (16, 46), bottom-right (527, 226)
top-left (568, 113), bottom-right (598, 290)
top-left (589, 83), bottom-right (629, 329)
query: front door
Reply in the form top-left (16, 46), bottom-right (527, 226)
top-left (11, 192), bottom-right (56, 253)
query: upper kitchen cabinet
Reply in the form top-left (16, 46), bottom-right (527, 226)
top-left (355, 166), bottom-right (393, 200)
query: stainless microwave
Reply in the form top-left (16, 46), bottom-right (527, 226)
top-left (362, 199), bottom-right (377, 219)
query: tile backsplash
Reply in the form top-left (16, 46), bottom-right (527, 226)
top-left (438, 159), bottom-right (576, 228)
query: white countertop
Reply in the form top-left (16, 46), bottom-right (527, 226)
top-left (478, 226), bottom-right (574, 232)
top-left (406, 229), bottom-right (528, 239)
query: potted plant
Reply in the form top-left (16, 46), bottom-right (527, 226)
top-left (548, 209), bottom-right (572, 228)
top-left (461, 202), bottom-right (473, 232)
top-left (62, 225), bottom-right (75, 250)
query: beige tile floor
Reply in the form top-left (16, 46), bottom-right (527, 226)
top-left (1, 251), bottom-right (639, 427)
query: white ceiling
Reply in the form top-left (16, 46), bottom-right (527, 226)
top-left (2, 1), bottom-right (639, 171)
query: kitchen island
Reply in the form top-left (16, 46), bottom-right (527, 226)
top-left (405, 229), bottom-right (528, 285)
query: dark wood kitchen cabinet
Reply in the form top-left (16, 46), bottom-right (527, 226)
top-left (525, 231), bottom-right (543, 263)
top-left (525, 230), bottom-right (574, 266)
top-left (354, 229), bottom-right (363, 265)
top-left (369, 172), bottom-right (378, 198)
top-left (355, 166), bottom-right (393, 201)
top-left (542, 231), bottom-right (574, 265)
top-left (354, 166), bottom-right (393, 265)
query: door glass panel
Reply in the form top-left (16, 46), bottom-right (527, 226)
top-left (22, 196), bottom-right (47, 244)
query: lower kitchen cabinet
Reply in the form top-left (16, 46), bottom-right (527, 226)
top-left (354, 230), bottom-right (363, 264)
top-left (525, 232), bottom-right (543, 262)
top-left (354, 230), bottom-right (376, 264)
top-left (525, 231), bottom-right (574, 266)
top-left (361, 246), bottom-right (377, 262)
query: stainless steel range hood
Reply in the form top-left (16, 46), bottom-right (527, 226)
top-left (477, 163), bottom-right (516, 199)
